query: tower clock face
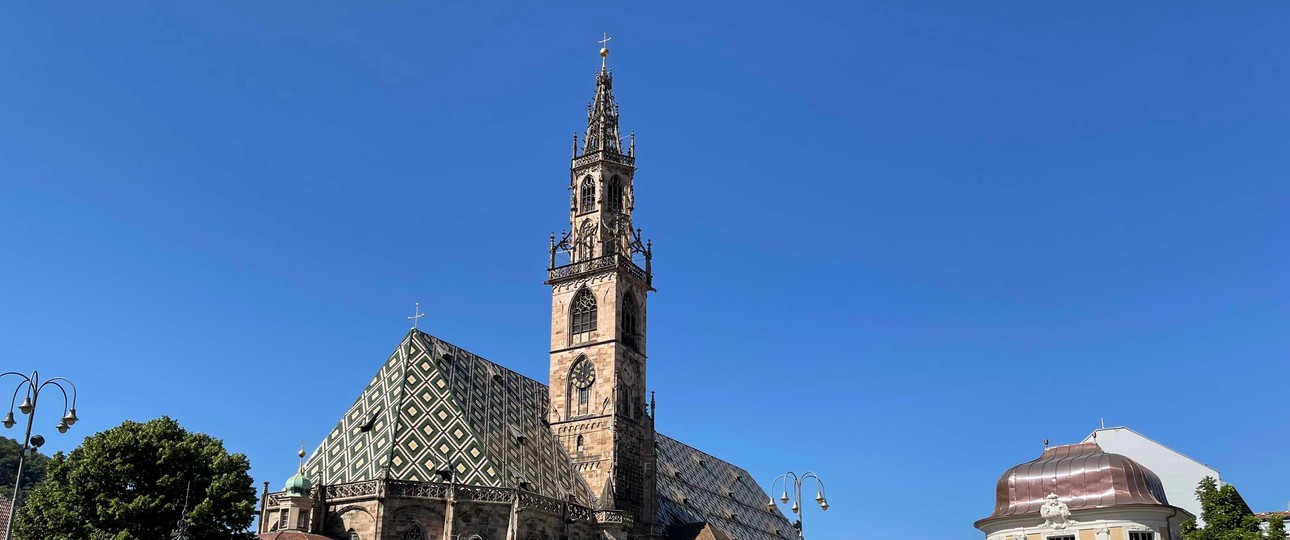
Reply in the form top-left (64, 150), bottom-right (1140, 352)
top-left (571, 358), bottom-right (596, 389)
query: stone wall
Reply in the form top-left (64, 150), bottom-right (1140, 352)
top-left (314, 495), bottom-right (621, 540)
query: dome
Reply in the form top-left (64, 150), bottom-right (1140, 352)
top-left (283, 470), bottom-right (312, 497)
top-left (984, 442), bottom-right (1169, 521)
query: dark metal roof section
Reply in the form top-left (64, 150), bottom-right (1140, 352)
top-left (986, 442), bottom-right (1170, 520)
top-left (656, 434), bottom-right (796, 540)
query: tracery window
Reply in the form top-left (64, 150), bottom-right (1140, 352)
top-left (406, 525), bottom-right (425, 540)
top-left (620, 294), bottom-right (639, 346)
top-left (571, 288), bottom-right (597, 335)
top-left (580, 176), bottom-right (596, 213)
top-left (607, 176), bottom-right (623, 212)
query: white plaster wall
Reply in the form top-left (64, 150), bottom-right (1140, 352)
top-left (1081, 427), bottom-right (1219, 520)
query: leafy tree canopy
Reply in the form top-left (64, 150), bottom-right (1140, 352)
top-left (0, 435), bottom-right (51, 499)
top-left (12, 416), bottom-right (256, 540)
top-left (1182, 476), bottom-right (1261, 540)
top-left (1267, 515), bottom-right (1287, 540)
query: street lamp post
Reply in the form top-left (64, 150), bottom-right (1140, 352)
top-left (768, 471), bottom-right (829, 540)
top-left (1, 371), bottom-right (79, 540)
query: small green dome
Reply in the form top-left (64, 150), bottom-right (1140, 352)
top-left (284, 470), bottom-right (312, 497)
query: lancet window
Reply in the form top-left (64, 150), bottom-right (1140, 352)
top-left (571, 288), bottom-right (597, 335)
top-left (580, 176), bottom-right (596, 213)
top-left (607, 176), bottom-right (623, 212)
top-left (621, 294), bottom-right (639, 348)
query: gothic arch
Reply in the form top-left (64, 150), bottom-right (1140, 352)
top-left (620, 292), bottom-right (639, 348)
top-left (570, 288), bottom-right (597, 336)
top-left (580, 176), bottom-right (596, 213)
top-left (607, 175), bottom-right (623, 212)
top-left (329, 506), bottom-right (375, 539)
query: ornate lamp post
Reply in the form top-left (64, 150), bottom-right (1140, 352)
top-left (1, 370), bottom-right (79, 539)
top-left (768, 471), bottom-right (829, 540)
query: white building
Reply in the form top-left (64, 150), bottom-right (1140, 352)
top-left (1081, 427), bottom-right (1220, 520)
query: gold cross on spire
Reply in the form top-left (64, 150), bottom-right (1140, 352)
top-left (408, 302), bottom-right (426, 330)
top-left (598, 32), bottom-right (612, 71)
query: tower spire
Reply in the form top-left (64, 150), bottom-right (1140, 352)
top-left (583, 35), bottom-right (622, 156)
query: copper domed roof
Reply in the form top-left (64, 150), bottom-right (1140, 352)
top-left (985, 442), bottom-right (1169, 520)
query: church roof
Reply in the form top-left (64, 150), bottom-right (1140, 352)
top-left (303, 329), bottom-right (793, 539)
top-left (303, 329), bottom-right (595, 505)
top-left (656, 435), bottom-right (796, 540)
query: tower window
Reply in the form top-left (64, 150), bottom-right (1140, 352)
top-left (580, 176), bottom-right (596, 213)
top-left (278, 509), bottom-right (288, 530)
top-left (571, 288), bottom-right (597, 335)
top-left (607, 176), bottom-right (623, 212)
top-left (620, 294), bottom-right (639, 348)
top-left (576, 434), bottom-right (585, 453)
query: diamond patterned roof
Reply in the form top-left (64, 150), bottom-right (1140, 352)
top-left (302, 329), bottom-right (794, 539)
top-left (656, 435), bottom-right (795, 540)
top-left (304, 329), bottom-right (595, 504)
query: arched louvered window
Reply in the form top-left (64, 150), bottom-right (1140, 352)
top-left (348, 530), bottom-right (360, 540)
top-left (607, 176), bottom-right (623, 212)
top-left (621, 294), bottom-right (639, 342)
top-left (580, 176), bottom-right (596, 213)
top-left (405, 525), bottom-right (424, 540)
top-left (571, 288), bottom-right (597, 335)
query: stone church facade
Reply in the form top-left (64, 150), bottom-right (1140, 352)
top-left (257, 47), bottom-right (795, 540)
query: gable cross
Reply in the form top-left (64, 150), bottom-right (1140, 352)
top-left (408, 302), bottom-right (426, 329)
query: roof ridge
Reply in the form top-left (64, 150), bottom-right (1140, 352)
top-left (413, 328), bottom-right (548, 389)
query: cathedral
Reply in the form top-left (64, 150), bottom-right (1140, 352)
top-left (256, 44), bottom-right (796, 540)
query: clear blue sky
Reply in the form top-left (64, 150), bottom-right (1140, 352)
top-left (2, 2), bottom-right (1287, 538)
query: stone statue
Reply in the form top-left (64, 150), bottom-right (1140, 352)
top-left (1040, 493), bottom-right (1075, 529)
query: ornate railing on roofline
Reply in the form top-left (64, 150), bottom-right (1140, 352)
top-left (547, 254), bottom-right (650, 286)
top-left (270, 479), bottom-right (628, 525)
top-left (572, 150), bottom-right (635, 169)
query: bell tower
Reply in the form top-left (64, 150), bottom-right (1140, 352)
top-left (546, 38), bottom-right (657, 526)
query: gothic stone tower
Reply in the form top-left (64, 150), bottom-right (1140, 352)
top-left (546, 48), bottom-right (658, 528)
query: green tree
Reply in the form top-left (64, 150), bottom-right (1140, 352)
top-left (1267, 515), bottom-right (1287, 540)
top-left (1182, 476), bottom-right (1261, 540)
top-left (11, 416), bottom-right (256, 540)
top-left (0, 435), bottom-right (51, 501)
